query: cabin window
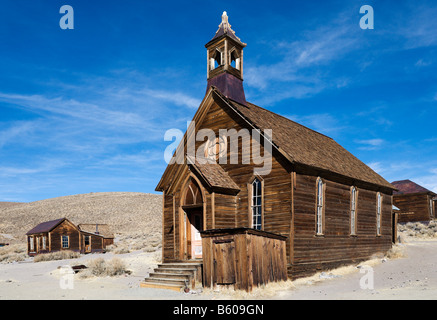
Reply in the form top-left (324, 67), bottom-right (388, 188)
top-left (376, 192), bottom-right (382, 236)
top-left (29, 237), bottom-right (34, 251)
top-left (316, 178), bottom-right (325, 235)
top-left (430, 199), bottom-right (434, 218)
top-left (350, 187), bottom-right (358, 235)
top-left (42, 236), bottom-right (46, 250)
top-left (251, 178), bottom-right (263, 230)
top-left (62, 235), bottom-right (69, 249)
top-left (84, 236), bottom-right (90, 246)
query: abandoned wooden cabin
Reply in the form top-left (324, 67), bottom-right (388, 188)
top-left (391, 180), bottom-right (436, 223)
top-left (26, 218), bottom-right (112, 256)
top-left (143, 12), bottom-right (396, 291)
top-left (26, 218), bottom-right (81, 256)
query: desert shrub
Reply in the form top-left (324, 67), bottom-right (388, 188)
top-left (34, 250), bottom-right (80, 262)
top-left (386, 244), bottom-right (407, 259)
top-left (80, 257), bottom-right (129, 278)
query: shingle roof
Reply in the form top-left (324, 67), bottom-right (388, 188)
top-left (224, 96), bottom-right (394, 190)
top-left (26, 218), bottom-right (67, 235)
top-left (78, 224), bottom-right (114, 238)
top-left (391, 180), bottom-right (436, 195)
top-left (188, 156), bottom-right (240, 193)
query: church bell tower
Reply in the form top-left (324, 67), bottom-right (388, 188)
top-left (205, 12), bottom-right (247, 105)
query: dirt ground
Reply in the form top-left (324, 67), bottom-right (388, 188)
top-left (0, 240), bottom-right (436, 300)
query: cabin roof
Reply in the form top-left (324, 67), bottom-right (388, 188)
top-left (77, 224), bottom-right (114, 238)
top-left (26, 218), bottom-right (68, 235)
top-left (77, 223), bottom-right (114, 238)
top-left (391, 180), bottom-right (436, 195)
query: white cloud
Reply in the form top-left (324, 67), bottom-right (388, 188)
top-left (356, 138), bottom-right (385, 150)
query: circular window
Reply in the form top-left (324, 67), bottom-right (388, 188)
top-left (204, 135), bottom-right (227, 161)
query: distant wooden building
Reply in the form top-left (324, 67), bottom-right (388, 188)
top-left (26, 218), bottom-right (113, 256)
top-left (150, 12), bottom-right (396, 290)
top-left (78, 224), bottom-right (114, 253)
top-left (392, 180), bottom-right (436, 223)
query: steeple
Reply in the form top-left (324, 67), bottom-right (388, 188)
top-left (205, 12), bottom-right (247, 105)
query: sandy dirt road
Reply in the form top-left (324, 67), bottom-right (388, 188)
top-left (0, 240), bottom-right (436, 300)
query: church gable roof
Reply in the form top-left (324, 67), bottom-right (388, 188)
top-left (218, 92), bottom-right (394, 190)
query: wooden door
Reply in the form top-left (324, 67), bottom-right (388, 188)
top-left (213, 240), bottom-right (236, 285)
top-left (84, 235), bottom-right (91, 253)
top-left (190, 212), bottom-right (203, 259)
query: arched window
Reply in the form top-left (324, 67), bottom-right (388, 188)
top-left (351, 187), bottom-right (358, 235)
top-left (316, 178), bottom-right (325, 235)
top-left (210, 49), bottom-right (223, 70)
top-left (229, 48), bottom-right (241, 70)
top-left (251, 177), bottom-right (263, 230)
top-left (184, 179), bottom-right (203, 206)
top-left (376, 192), bottom-right (382, 236)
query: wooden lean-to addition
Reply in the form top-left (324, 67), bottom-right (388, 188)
top-left (152, 12), bottom-right (396, 291)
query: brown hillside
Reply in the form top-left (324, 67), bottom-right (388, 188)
top-left (0, 192), bottom-right (162, 244)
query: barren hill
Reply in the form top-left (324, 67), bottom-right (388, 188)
top-left (0, 192), bottom-right (162, 244)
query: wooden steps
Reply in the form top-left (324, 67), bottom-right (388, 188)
top-left (140, 261), bottom-right (203, 291)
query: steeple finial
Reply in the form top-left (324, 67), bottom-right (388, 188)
top-left (221, 11), bottom-right (229, 25)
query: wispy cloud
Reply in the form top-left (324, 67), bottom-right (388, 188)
top-left (356, 138), bottom-right (385, 150)
top-left (245, 13), bottom-right (360, 104)
top-left (285, 113), bottom-right (346, 136)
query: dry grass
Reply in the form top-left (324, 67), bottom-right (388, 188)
top-left (34, 250), bottom-right (81, 262)
top-left (78, 257), bottom-right (130, 278)
top-left (398, 220), bottom-right (437, 240)
top-left (0, 244), bottom-right (28, 264)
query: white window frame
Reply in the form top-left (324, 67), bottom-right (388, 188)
top-left (250, 177), bottom-right (263, 231)
top-left (29, 237), bottom-right (34, 251)
top-left (316, 178), bottom-right (325, 236)
top-left (376, 192), bottom-right (382, 236)
top-left (351, 187), bottom-right (358, 235)
top-left (62, 235), bottom-right (69, 249)
top-left (42, 236), bottom-right (46, 250)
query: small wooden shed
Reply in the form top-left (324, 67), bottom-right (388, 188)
top-left (392, 180), bottom-right (436, 223)
top-left (201, 228), bottom-right (287, 292)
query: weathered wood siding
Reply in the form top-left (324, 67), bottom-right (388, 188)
top-left (202, 229), bottom-right (287, 292)
top-left (291, 174), bottom-right (393, 279)
top-left (162, 192), bottom-right (175, 261)
top-left (394, 193), bottom-right (433, 223)
top-left (49, 220), bottom-right (81, 253)
top-left (196, 101), bottom-right (292, 255)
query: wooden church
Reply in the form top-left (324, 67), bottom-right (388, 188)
top-left (146, 12), bottom-right (396, 291)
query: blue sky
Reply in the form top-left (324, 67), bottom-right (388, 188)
top-left (0, 0), bottom-right (436, 202)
